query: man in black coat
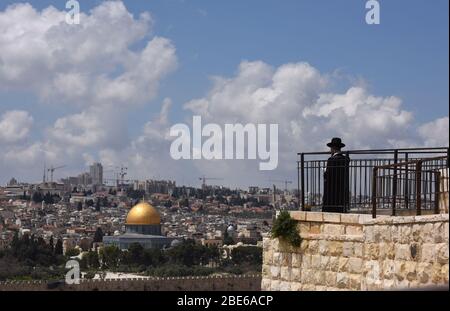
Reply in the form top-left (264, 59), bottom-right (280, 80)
top-left (322, 138), bottom-right (350, 213)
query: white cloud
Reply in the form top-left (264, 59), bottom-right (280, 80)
top-left (0, 110), bottom-right (33, 143)
top-left (0, 1), bottom-right (177, 107)
top-left (418, 117), bottom-right (449, 147)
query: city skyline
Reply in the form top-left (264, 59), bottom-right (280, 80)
top-left (0, 0), bottom-right (448, 188)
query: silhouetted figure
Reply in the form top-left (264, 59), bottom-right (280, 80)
top-left (322, 138), bottom-right (350, 213)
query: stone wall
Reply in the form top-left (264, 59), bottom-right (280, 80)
top-left (0, 274), bottom-right (261, 291)
top-left (262, 212), bottom-right (449, 291)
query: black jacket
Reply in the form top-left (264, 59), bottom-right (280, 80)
top-left (322, 152), bottom-right (350, 213)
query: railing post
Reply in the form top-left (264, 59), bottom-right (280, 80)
top-left (392, 150), bottom-right (398, 216)
top-left (297, 161), bottom-right (301, 210)
top-left (404, 152), bottom-right (409, 210)
top-left (416, 160), bottom-right (423, 216)
top-left (372, 167), bottom-right (378, 218)
top-left (300, 153), bottom-right (305, 211)
top-left (434, 171), bottom-right (441, 214)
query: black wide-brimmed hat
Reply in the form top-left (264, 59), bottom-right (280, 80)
top-left (326, 137), bottom-right (345, 148)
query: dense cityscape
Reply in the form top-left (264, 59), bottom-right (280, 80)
top-left (0, 162), bottom-right (298, 280)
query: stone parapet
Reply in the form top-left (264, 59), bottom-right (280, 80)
top-left (262, 212), bottom-right (449, 291)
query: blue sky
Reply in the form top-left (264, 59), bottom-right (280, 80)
top-left (0, 0), bottom-right (448, 186)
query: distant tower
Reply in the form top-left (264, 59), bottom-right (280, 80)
top-left (89, 163), bottom-right (103, 185)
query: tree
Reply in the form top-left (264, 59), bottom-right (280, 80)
top-left (223, 230), bottom-right (233, 245)
top-left (93, 227), bottom-right (104, 243)
top-left (65, 248), bottom-right (80, 257)
top-left (128, 243), bottom-right (144, 265)
top-left (32, 192), bottom-right (43, 203)
top-left (54, 239), bottom-right (63, 255)
top-left (99, 246), bottom-right (121, 269)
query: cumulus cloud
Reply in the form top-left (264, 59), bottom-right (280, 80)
top-left (418, 117), bottom-right (449, 147)
top-left (182, 60), bottom-right (447, 186)
top-left (0, 1), bottom-right (177, 107)
top-left (0, 110), bottom-right (33, 143)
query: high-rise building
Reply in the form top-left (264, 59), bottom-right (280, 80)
top-left (89, 162), bottom-right (103, 185)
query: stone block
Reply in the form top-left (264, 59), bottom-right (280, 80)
top-left (431, 263), bottom-right (443, 284)
top-left (292, 253), bottom-right (302, 268)
top-left (308, 240), bottom-right (319, 254)
top-left (422, 223), bottom-right (435, 243)
top-left (421, 244), bottom-right (436, 263)
top-left (364, 225), bottom-right (375, 243)
top-left (320, 256), bottom-right (331, 270)
top-left (310, 224), bottom-right (321, 235)
top-left (299, 223), bottom-right (310, 235)
top-left (306, 212), bottom-right (323, 222)
top-left (270, 266), bottom-right (280, 278)
top-left (341, 214), bottom-right (359, 224)
top-left (301, 269), bottom-right (313, 284)
top-left (329, 241), bottom-right (343, 256)
top-left (281, 252), bottom-right (292, 266)
top-left (323, 213), bottom-right (341, 223)
top-left (313, 271), bottom-right (326, 285)
top-left (300, 240), bottom-right (309, 252)
top-left (433, 222), bottom-right (444, 243)
top-left (404, 261), bottom-right (417, 282)
top-left (348, 257), bottom-right (363, 274)
top-left (400, 225), bottom-right (413, 244)
top-left (270, 280), bottom-right (280, 291)
top-left (319, 240), bottom-right (328, 255)
top-left (323, 224), bottom-right (345, 236)
top-left (311, 254), bottom-right (321, 269)
top-left (365, 260), bottom-right (381, 281)
top-left (383, 279), bottom-right (395, 289)
top-left (364, 243), bottom-right (379, 260)
top-left (325, 271), bottom-right (337, 287)
top-left (290, 211), bottom-right (306, 221)
top-left (382, 260), bottom-right (395, 280)
top-left (354, 243), bottom-right (363, 257)
top-left (395, 244), bottom-right (411, 261)
top-left (291, 282), bottom-right (302, 291)
top-left (411, 224), bottom-right (423, 243)
top-left (342, 242), bottom-right (353, 257)
top-left (291, 268), bottom-right (301, 281)
top-left (346, 225), bottom-right (363, 236)
top-left (349, 273), bottom-right (361, 290)
top-left (302, 254), bottom-right (311, 268)
top-left (358, 214), bottom-right (373, 224)
top-left (416, 262), bottom-right (433, 284)
top-left (280, 267), bottom-right (290, 281)
top-left (442, 264), bottom-right (449, 283)
top-left (336, 272), bottom-right (349, 289)
top-left (338, 257), bottom-right (349, 272)
top-left (261, 278), bottom-right (271, 290)
top-left (444, 222), bottom-right (449, 242)
top-left (262, 264), bottom-right (270, 277)
top-left (272, 252), bottom-right (281, 265)
top-left (436, 243), bottom-right (449, 264)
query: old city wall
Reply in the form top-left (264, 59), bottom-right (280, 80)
top-left (0, 274), bottom-right (261, 291)
top-left (262, 212), bottom-right (449, 291)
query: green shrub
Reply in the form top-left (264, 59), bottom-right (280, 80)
top-left (271, 210), bottom-right (301, 247)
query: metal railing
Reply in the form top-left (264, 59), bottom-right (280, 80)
top-left (372, 155), bottom-right (449, 218)
top-left (297, 147), bottom-right (449, 215)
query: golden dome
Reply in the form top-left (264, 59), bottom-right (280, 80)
top-left (125, 202), bottom-right (161, 225)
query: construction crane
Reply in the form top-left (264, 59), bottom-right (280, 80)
top-left (199, 176), bottom-right (223, 188)
top-left (269, 179), bottom-right (293, 192)
top-left (47, 165), bottom-right (66, 183)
